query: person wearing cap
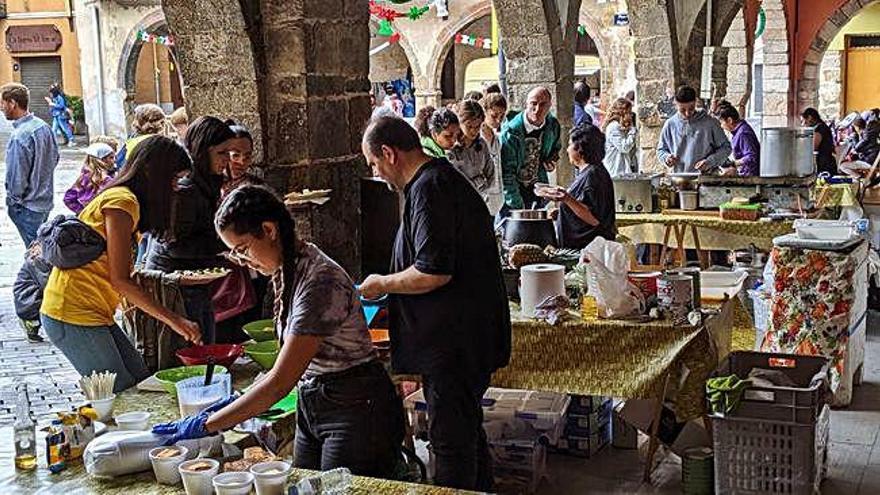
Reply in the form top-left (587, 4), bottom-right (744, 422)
top-left (64, 142), bottom-right (116, 214)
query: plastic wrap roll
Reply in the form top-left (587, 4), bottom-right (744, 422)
top-left (519, 264), bottom-right (565, 317)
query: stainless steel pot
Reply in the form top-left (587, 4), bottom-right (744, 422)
top-left (761, 128), bottom-right (795, 177)
top-left (500, 217), bottom-right (557, 247)
top-left (510, 209), bottom-right (549, 220)
top-left (794, 127), bottom-right (816, 177)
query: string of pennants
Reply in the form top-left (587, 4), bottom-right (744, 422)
top-left (138, 30), bottom-right (174, 46)
top-left (455, 33), bottom-right (491, 50)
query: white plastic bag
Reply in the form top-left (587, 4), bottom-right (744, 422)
top-left (84, 431), bottom-right (222, 478)
top-left (581, 237), bottom-right (645, 318)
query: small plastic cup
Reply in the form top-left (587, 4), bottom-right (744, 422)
top-left (175, 374), bottom-right (232, 418)
top-left (114, 411), bottom-right (151, 431)
top-left (213, 471), bottom-right (255, 495)
top-left (149, 445), bottom-right (189, 485)
top-left (251, 460), bottom-right (292, 495)
top-left (90, 395), bottom-right (115, 422)
top-left (179, 458), bottom-right (220, 495)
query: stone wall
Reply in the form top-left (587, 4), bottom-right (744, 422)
top-left (818, 50), bottom-right (843, 120)
top-left (723, 9), bottom-right (753, 113)
top-left (161, 0), bottom-right (371, 276)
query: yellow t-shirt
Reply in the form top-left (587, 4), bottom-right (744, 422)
top-left (41, 187), bottom-right (140, 326)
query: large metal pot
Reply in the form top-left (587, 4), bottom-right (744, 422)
top-left (794, 127), bottom-right (816, 177)
top-left (761, 128), bottom-right (795, 177)
top-left (510, 209), bottom-right (549, 220)
top-left (500, 217), bottom-right (557, 247)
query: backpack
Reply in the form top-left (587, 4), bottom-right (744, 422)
top-left (37, 215), bottom-right (107, 269)
top-left (12, 216), bottom-right (107, 322)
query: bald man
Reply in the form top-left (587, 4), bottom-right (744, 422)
top-left (499, 86), bottom-right (562, 213)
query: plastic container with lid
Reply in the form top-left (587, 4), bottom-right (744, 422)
top-left (175, 374), bottom-right (231, 418)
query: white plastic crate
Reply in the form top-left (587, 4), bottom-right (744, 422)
top-left (490, 439), bottom-right (547, 494)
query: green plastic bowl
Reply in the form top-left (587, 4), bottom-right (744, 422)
top-left (153, 365), bottom-right (229, 397)
top-left (242, 319), bottom-right (276, 342)
top-left (244, 340), bottom-right (280, 369)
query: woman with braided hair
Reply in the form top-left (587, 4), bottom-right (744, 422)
top-left (152, 184), bottom-right (406, 478)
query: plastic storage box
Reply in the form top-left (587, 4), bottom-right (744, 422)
top-left (490, 439), bottom-right (547, 493)
top-left (711, 351), bottom-right (831, 494)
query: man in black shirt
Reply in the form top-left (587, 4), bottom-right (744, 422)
top-left (359, 116), bottom-right (511, 491)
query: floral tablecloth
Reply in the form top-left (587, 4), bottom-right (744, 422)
top-left (762, 242), bottom-right (866, 395)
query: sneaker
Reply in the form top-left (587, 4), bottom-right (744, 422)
top-left (19, 319), bottom-right (43, 343)
top-left (67, 141), bottom-right (77, 148)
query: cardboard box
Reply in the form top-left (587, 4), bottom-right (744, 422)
top-left (617, 399), bottom-right (710, 455)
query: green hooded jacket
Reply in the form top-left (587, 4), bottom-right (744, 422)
top-left (499, 111), bottom-right (561, 209)
top-left (420, 135), bottom-right (446, 159)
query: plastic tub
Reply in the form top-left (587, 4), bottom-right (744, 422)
top-left (179, 458), bottom-right (220, 495)
top-left (793, 219), bottom-right (855, 241)
top-left (114, 411), bottom-right (151, 431)
top-left (251, 460), bottom-right (292, 495)
top-left (175, 374), bottom-right (232, 418)
top-left (154, 366), bottom-right (228, 398)
top-left (149, 445), bottom-right (189, 485)
top-left (213, 471), bottom-right (255, 495)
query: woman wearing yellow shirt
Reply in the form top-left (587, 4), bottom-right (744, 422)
top-left (40, 136), bottom-right (202, 392)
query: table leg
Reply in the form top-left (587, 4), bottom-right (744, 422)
top-left (690, 224), bottom-right (708, 269)
top-left (674, 226), bottom-right (687, 267)
top-left (643, 373), bottom-right (671, 483)
top-left (660, 225), bottom-right (672, 266)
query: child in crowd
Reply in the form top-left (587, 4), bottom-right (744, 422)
top-left (63, 142), bottom-right (117, 214)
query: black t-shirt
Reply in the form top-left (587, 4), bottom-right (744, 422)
top-left (390, 158), bottom-right (512, 375)
top-left (557, 164), bottom-right (617, 249)
top-left (815, 121), bottom-right (837, 176)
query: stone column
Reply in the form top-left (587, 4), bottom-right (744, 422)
top-left (723, 9), bottom-right (752, 113)
top-left (414, 89), bottom-right (442, 109)
top-left (701, 46), bottom-right (729, 100)
top-left (817, 50), bottom-right (842, 120)
top-left (161, 0), bottom-right (371, 276)
top-left (494, 0), bottom-right (581, 186)
top-left (628, 0), bottom-right (675, 173)
top-left (760, 0), bottom-right (791, 128)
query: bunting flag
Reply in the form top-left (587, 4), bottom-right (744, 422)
top-left (137, 30), bottom-right (174, 46)
top-left (455, 32), bottom-right (492, 50)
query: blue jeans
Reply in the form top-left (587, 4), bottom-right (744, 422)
top-left (8, 203), bottom-right (49, 246)
top-left (41, 314), bottom-right (150, 393)
top-left (52, 117), bottom-right (73, 143)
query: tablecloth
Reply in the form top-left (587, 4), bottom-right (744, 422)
top-left (617, 213), bottom-right (794, 251)
top-left (492, 299), bottom-right (734, 421)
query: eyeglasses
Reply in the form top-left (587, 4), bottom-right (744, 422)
top-left (223, 239), bottom-right (255, 265)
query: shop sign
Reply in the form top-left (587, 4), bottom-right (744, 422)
top-left (613, 13), bottom-right (629, 26)
top-left (5, 25), bottom-right (62, 53)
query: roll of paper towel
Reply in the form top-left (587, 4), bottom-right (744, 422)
top-left (519, 264), bottom-right (565, 317)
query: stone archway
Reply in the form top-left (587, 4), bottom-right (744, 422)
top-left (425, 1), bottom-right (493, 105)
top-left (117, 12), bottom-right (184, 120)
top-left (722, 8), bottom-right (753, 113)
top-left (796, 0), bottom-right (879, 115)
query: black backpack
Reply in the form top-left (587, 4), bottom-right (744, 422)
top-left (37, 215), bottom-right (107, 269)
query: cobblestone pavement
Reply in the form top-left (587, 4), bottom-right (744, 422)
top-left (0, 126), bottom-right (87, 426)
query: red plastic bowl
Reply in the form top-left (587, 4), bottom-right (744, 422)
top-left (176, 344), bottom-right (243, 368)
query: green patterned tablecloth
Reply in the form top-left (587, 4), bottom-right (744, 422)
top-left (494, 299), bottom-right (734, 420)
top-left (617, 213), bottom-right (794, 251)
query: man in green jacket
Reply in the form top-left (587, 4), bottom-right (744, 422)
top-left (500, 87), bottom-right (561, 213)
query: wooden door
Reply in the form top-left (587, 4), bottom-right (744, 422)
top-left (845, 47), bottom-right (880, 113)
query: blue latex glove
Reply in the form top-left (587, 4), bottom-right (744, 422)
top-left (152, 413), bottom-right (210, 446)
top-left (152, 395), bottom-right (237, 446)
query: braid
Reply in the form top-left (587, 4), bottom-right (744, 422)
top-left (215, 184), bottom-right (299, 341)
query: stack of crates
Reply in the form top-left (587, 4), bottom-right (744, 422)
top-left (711, 351), bottom-right (831, 495)
top-left (553, 394), bottom-right (613, 458)
top-left (403, 387), bottom-right (569, 493)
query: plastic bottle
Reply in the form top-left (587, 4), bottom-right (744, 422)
top-left (13, 384), bottom-right (36, 470)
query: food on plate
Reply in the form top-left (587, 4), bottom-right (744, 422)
top-left (223, 446), bottom-right (274, 472)
top-left (284, 188), bottom-right (332, 202)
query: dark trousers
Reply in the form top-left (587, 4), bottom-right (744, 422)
top-left (295, 361), bottom-right (405, 479)
top-left (180, 285), bottom-right (216, 344)
top-left (422, 368), bottom-right (493, 491)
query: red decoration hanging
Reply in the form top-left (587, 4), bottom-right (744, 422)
top-left (390, 32), bottom-right (402, 44)
top-left (369, 0), bottom-right (405, 21)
